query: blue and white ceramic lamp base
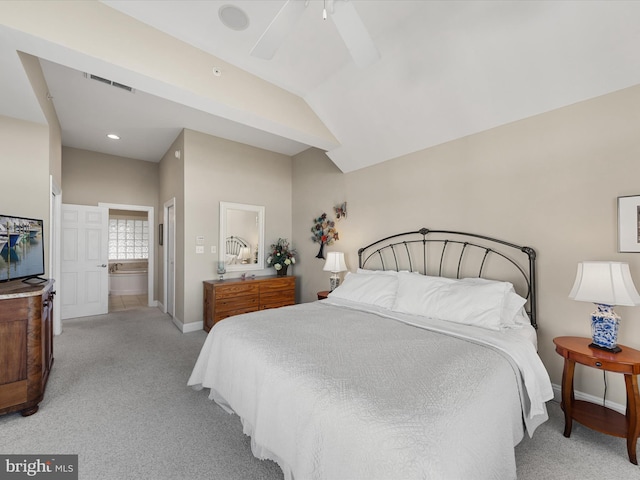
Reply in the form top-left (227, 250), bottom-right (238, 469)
top-left (590, 303), bottom-right (622, 353)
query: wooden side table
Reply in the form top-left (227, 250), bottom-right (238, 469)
top-left (317, 290), bottom-right (330, 300)
top-left (554, 336), bottom-right (640, 464)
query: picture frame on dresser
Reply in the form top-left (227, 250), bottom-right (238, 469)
top-left (618, 194), bottom-right (640, 252)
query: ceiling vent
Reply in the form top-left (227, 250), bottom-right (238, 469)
top-left (84, 73), bottom-right (135, 93)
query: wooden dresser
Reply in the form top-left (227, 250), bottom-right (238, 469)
top-left (0, 279), bottom-right (55, 417)
top-left (203, 276), bottom-right (296, 332)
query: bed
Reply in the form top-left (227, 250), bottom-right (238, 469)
top-left (188, 228), bottom-right (554, 479)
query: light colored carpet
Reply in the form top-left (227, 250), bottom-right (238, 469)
top-left (0, 306), bottom-right (638, 479)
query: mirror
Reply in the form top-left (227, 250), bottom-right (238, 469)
top-left (219, 202), bottom-right (265, 272)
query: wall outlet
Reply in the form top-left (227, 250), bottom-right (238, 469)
top-left (195, 245), bottom-right (204, 254)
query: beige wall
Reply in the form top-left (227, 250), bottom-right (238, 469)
top-left (1, 55), bottom-right (63, 283)
top-left (62, 147), bottom-right (159, 206)
top-left (292, 148), bottom-right (347, 297)
top-left (158, 132), bottom-right (185, 319)
top-left (181, 129), bottom-right (293, 326)
top-left (18, 52), bottom-right (62, 187)
top-left (0, 116), bottom-right (50, 274)
top-left (62, 147), bottom-right (159, 298)
top-left (293, 83), bottom-right (640, 407)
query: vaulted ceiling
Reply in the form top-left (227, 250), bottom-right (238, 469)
top-left (1, 1), bottom-right (640, 172)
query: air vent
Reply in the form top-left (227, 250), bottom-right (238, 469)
top-left (84, 73), bottom-right (135, 93)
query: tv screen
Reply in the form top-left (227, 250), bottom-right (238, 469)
top-left (0, 215), bottom-right (45, 282)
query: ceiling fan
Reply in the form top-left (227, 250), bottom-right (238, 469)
top-left (251, 0), bottom-right (380, 68)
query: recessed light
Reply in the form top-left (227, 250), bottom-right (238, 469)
top-left (218, 4), bottom-right (249, 31)
top-left (107, 133), bottom-right (120, 140)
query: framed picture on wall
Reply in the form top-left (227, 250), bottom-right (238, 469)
top-left (618, 195), bottom-right (640, 252)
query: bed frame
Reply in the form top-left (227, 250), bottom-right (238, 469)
top-left (226, 236), bottom-right (249, 256)
top-left (358, 228), bottom-right (538, 329)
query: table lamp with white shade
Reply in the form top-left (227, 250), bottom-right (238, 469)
top-left (323, 252), bottom-right (347, 291)
top-left (569, 261), bottom-right (640, 353)
top-left (238, 247), bottom-right (251, 263)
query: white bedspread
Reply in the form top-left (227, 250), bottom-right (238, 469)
top-left (188, 299), bottom-right (553, 480)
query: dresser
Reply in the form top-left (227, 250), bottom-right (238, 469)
top-left (0, 279), bottom-right (55, 417)
top-left (203, 276), bottom-right (296, 332)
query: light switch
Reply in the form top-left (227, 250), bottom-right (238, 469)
top-left (196, 246), bottom-right (204, 254)
top-left (211, 246), bottom-right (217, 254)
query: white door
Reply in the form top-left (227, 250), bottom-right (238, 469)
top-left (166, 203), bottom-right (175, 317)
top-left (61, 204), bottom-right (109, 319)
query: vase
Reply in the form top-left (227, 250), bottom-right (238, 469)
top-left (590, 303), bottom-right (620, 351)
top-left (277, 265), bottom-right (288, 276)
top-left (315, 243), bottom-right (325, 259)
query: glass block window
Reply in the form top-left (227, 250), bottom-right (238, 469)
top-left (108, 218), bottom-right (149, 260)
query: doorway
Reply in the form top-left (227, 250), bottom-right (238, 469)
top-left (98, 202), bottom-right (155, 311)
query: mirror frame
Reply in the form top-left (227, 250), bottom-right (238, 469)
top-left (219, 202), bottom-right (265, 272)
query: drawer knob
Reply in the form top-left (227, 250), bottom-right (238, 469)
top-left (595, 362), bottom-right (602, 367)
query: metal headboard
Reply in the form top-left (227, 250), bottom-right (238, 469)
top-left (358, 228), bottom-right (538, 329)
top-left (226, 236), bottom-right (249, 256)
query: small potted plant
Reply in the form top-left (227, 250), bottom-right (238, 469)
top-left (267, 238), bottom-right (297, 276)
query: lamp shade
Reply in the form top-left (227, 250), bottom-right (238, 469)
top-left (238, 247), bottom-right (251, 261)
top-left (569, 261), bottom-right (640, 306)
top-left (323, 252), bottom-right (347, 273)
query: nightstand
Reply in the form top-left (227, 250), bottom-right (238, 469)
top-left (553, 336), bottom-right (640, 464)
top-left (317, 290), bottom-right (330, 300)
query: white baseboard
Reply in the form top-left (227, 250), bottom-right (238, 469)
top-left (182, 320), bottom-right (204, 333)
top-left (155, 304), bottom-right (201, 334)
top-left (551, 382), bottom-right (625, 415)
top-left (169, 314), bottom-right (203, 334)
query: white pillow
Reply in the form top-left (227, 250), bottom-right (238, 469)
top-left (392, 272), bottom-right (457, 315)
top-left (392, 273), bottom-right (526, 331)
top-left (460, 278), bottom-right (528, 327)
top-left (328, 271), bottom-right (398, 309)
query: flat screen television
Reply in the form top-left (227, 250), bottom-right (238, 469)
top-left (0, 214), bottom-right (45, 283)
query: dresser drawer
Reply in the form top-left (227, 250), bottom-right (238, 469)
top-left (261, 291), bottom-right (295, 309)
top-left (215, 295), bottom-right (260, 314)
top-left (214, 305), bottom-right (259, 323)
top-left (260, 277), bottom-right (295, 292)
top-left (568, 351), bottom-right (637, 374)
top-left (215, 283), bottom-right (260, 299)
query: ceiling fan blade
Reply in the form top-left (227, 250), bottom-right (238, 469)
top-left (331, 0), bottom-right (380, 68)
top-left (251, 0), bottom-right (308, 60)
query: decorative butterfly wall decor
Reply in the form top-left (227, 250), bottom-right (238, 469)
top-left (334, 202), bottom-right (347, 220)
